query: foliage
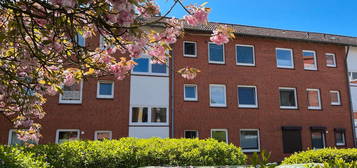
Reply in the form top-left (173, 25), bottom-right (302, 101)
top-left (248, 150), bottom-right (277, 168)
top-left (0, 0), bottom-right (235, 142)
top-left (0, 145), bottom-right (49, 168)
top-left (23, 138), bottom-right (246, 168)
top-left (281, 148), bottom-right (357, 165)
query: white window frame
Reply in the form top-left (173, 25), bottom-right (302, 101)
top-left (97, 80), bottom-right (114, 99)
top-left (303, 50), bottom-right (318, 70)
top-left (306, 88), bottom-right (321, 110)
top-left (276, 48), bottom-right (294, 69)
top-left (131, 55), bottom-right (169, 76)
top-left (335, 131), bottom-right (345, 146)
top-left (129, 105), bottom-right (169, 126)
top-left (330, 90), bottom-right (341, 105)
top-left (184, 130), bottom-right (199, 138)
top-left (325, 53), bottom-right (336, 67)
top-left (75, 33), bottom-right (86, 47)
top-left (94, 130), bottom-right (112, 140)
top-left (240, 129), bottom-right (261, 153)
top-left (184, 84), bottom-right (198, 101)
top-left (209, 84), bottom-right (227, 107)
top-left (237, 85), bottom-right (258, 108)
top-left (55, 129), bottom-right (80, 144)
top-left (208, 42), bottom-right (225, 64)
top-left (59, 80), bottom-right (83, 104)
top-left (236, 44), bottom-right (255, 66)
top-left (279, 87), bottom-right (298, 109)
top-left (8, 129), bottom-right (38, 145)
top-left (211, 129), bottom-right (228, 143)
top-left (183, 41), bottom-right (197, 57)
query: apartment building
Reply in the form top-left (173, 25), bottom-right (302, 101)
top-left (1, 22), bottom-right (356, 161)
top-left (346, 46), bottom-right (357, 145)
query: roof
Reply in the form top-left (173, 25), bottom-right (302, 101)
top-left (183, 22), bottom-right (357, 46)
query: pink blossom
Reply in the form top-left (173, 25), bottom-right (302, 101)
top-left (148, 45), bottom-right (166, 64)
top-left (210, 31), bottom-right (229, 45)
top-left (184, 15), bottom-right (198, 25)
top-left (184, 6), bottom-right (209, 26)
top-left (63, 71), bottom-right (76, 86)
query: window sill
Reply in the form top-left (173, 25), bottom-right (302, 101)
top-left (184, 99), bottom-right (198, 102)
top-left (129, 123), bottom-right (169, 126)
top-left (210, 104), bottom-right (227, 108)
top-left (326, 65), bottom-right (337, 68)
top-left (236, 63), bottom-right (255, 67)
top-left (238, 105), bottom-right (258, 109)
top-left (131, 72), bottom-right (169, 77)
top-left (208, 61), bottom-right (225, 65)
top-left (304, 68), bottom-right (318, 71)
top-left (277, 66), bottom-right (295, 69)
top-left (280, 106), bottom-right (298, 110)
top-left (308, 107), bottom-right (322, 110)
top-left (331, 103), bottom-right (342, 106)
top-left (96, 96), bottom-right (114, 99)
top-left (59, 101), bottom-right (82, 104)
top-left (184, 55), bottom-right (197, 58)
top-left (336, 143), bottom-right (346, 147)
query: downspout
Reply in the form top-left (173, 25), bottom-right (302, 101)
top-left (170, 47), bottom-right (175, 138)
top-left (344, 46), bottom-right (356, 147)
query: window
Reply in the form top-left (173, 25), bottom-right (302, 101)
top-left (209, 84), bottom-right (226, 107)
top-left (240, 129), bottom-right (260, 152)
top-left (236, 45), bottom-right (255, 66)
top-left (349, 72), bottom-right (357, 81)
top-left (95, 131), bottom-right (112, 140)
top-left (151, 108), bottom-right (167, 123)
top-left (59, 81), bottom-right (83, 104)
top-left (183, 41), bottom-right (197, 57)
top-left (184, 84), bottom-right (198, 101)
top-left (326, 53), bottom-right (336, 67)
top-left (282, 127), bottom-right (302, 153)
top-left (279, 87), bottom-right (298, 109)
top-left (99, 35), bottom-right (107, 49)
top-left (211, 129), bottom-right (228, 143)
top-left (330, 90), bottom-right (341, 105)
top-left (303, 50), bottom-right (317, 70)
top-left (56, 129), bottom-right (80, 144)
top-left (238, 86), bottom-right (258, 108)
top-left (334, 129), bottom-right (346, 146)
top-left (184, 130), bottom-right (198, 138)
top-left (276, 48), bottom-right (294, 68)
top-left (311, 128), bottom-right (326, 149)
top-left (130, 106), bottom-right (168, 125)
top-left (8, 129), bottom-right (37, 145)
top-left (97, 81), bottom-right (114, 99)
top-left (75, 33), bottom-right (85, 47)
top-left (307, 89), bottom-right (321, 110)
top-left (132, 57), bottom-right (168, 75)
top-left (208, 43), bottom-right (224, 64)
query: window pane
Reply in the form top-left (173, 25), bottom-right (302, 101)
top-left (326, 54), bottom-right (335, 66)
top-left (133, 58), bottom-right (149, 72)
top-left (184, 42), bottom-right (196, 56)
top-left (185, 131), bottom-right (197, 138)
top-left (238, 87), bottom-right (256, 105)
top-left (58, 131), bottom-right (79, 144)
top-left (280, 89), bottom-right (296, 107)
top-left (151, 108), bottom-right (167, 123)
top-left (311, 131), bottom-right (324, 149)
top-left (303, 51), bottom-right (316, 69)
top-left (282, 129), bottom-right (302, 153)
top-left (62, 82), bottom-right (81, 100)
top-left (352, 72), bottom-right (357, 80)
top-left (210, 86), bottom-right (225, 105)
top-left (237, 46), bottom-right (254, 64)
top-left (96, 132), bottom-right (111, 141)
top-left (185, 85), bottom-right (196, 99)
top-left (212, 131), bottom-right (227, 142)
top-left (99, 83), bottom-right (113, 95)
top-left (10, 131), bottom-right (36, 145)
top-left (152, 63), bottom-right (167, 73)
top-left (240, 130), bottom-right (259, 150)
top-left (76, 34), bottom-right (85, 47)
top-left (209, 43), bottom-right (224, 62)
top-left (132, 107), bottom-right (148, 123)
top-left (276, 49), bottom-right (293, 67)
top-left (335, 131), bottom-right (345, 145)
top-left (330, 91), bottom-right (340, 104)
top-left (307, 90), bottom-right (320, 108)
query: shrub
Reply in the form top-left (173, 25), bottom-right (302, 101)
top-left (26, 138), bottom-right (246, 168)
top-left (0, 145), bottom-right (49, 168)
top-left (281, 148), bottom-right (357, 164)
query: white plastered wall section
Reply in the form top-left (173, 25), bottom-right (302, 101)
top-left (347, 47), bottom-right (357, 112)
top-left (129, 75), bottom-right (170, 138)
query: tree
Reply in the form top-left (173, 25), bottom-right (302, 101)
top-left (0, 0), bottom-right (235, 142)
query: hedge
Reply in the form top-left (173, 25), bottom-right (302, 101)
top-left (281, 148), bottom-right (357, 164)
top-left (0, 145), bottom-right (49, 168)
top-left (14, 138), bottom-right (246, 168)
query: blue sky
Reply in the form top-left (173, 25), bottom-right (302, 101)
top-left (156, 0), bottom-right (357, 37)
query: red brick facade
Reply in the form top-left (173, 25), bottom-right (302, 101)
top-left (0, 30), bottom-right (355, 162)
